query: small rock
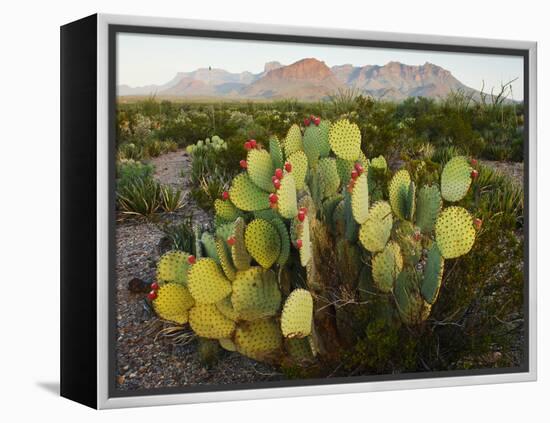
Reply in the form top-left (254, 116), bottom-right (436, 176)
top-left (128, 277), bottom-right (150, 293)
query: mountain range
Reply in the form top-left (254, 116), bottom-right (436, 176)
top-left (117, 58), bottom-right (481, 102)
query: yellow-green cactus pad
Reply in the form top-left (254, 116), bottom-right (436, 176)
top-left (294, 215), bottom-right (312, 267)
top-left (269, 136), bottom-right (284, 170)
top-left (421, 243), bottom-right (445, 304)
top-left (276, 172), bottom-right (298, 219)
top-left (372, 241), bottom-right (403, 293)
top-left (302, 125), bottom-right (321, 166)
top-left (271, 217), bottom-right (290, 265)
top-left (394, 220), bottom-right (422, 266)
top-left (416, 185), bottom-right (442, 233)
top-left (189, 303), bottom-right (236, 339)
top-left (435, 206), bottom-right (476, 259)
top-left (152, 282), bottom-right (195, 324)
top-left (187, 258), bottom-right (232, 304)
top-left (219, 337), bottom-right (237, 352)
top-left (216, 222), bottom-right (236, 244)
top-left (281, 289), bottom-right (313, 338)
top-left (214, 198), bottom-right (240, 222)
top-left (229, 173), bottom-right (270, 211)
top-left (156, 250), bottom-right (191, 285)
top-left (215, 237), bottom-right (236, 281)
top-left (317, 120), bottom-right (332, 157)
top-left (216, 296), bottom-right (239, 321)
top-left (441, 156), bottom-right (472, 202)
top-left (318, 157), bottom-right (341, 198)
top-left (358, 201), bottom-right (392, 252)
top-left (286, 337), bottom-right (315, 364)
top-left (235, 319), bottom-right (282, 361)
top-left (287, 150), bottom-right (308, 190)
top-left (200, 232), bottom-right (219, 261)
top-left (230, 217), bottom-right (251, 271)
top-left (328, 119), bottom-right (361, 161)
top-left (389, 169), bottom-right (411, 220)
top-left (394, 269), bottom-right (430, 325)
top-left (247, 148), bottom-right (275, 192)
top-left (405, 181), bottom-right (416, 221)
top-left (244, 219), bottom-right (281, 269)
top-left (284, 123), bottom-right (303, 157)
top-left (370, 155), bottom-right (387, 172)
top-left (231, 267), bottom-right (281, 321)
top-left (351, 173), bottom-right (369, 224)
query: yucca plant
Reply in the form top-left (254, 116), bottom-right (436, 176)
top-left (160, 185), bottom-right (186, 212)
top-left (117, 177), bottom-right (161, 218)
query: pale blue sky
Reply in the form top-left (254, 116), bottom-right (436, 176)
top-left (117, 33), bottom-right (524, 100)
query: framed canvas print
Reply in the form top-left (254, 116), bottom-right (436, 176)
top-left (60, 14), bottom-right (537, 409)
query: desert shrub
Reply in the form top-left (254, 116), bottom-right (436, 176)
top-left (158, 217), bottom-right (198, 254)
top-left (116, 159), bottom-right (154, 188)
top-left (117, 177), bottom-right (162, 218)
top-left (160, 185), bottom-right (185, 212)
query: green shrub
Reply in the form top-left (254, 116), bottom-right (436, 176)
top-left (117, 177), bottom-right (161, 218)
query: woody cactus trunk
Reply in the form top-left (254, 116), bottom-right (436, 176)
top-left (145, 116), bottom-right (481, 371)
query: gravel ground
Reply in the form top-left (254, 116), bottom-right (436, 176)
top-left (480, 160), bottom-right (523, 186)
top-left (115, 150), bottom-right (282, 391)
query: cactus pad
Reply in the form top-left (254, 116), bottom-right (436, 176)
top-left (287, 150), bottom-right (308, 190)
top-left (336, 154), bottom-right (368, 186)
top-left (435, 206), bottom-right (476, 259)
top-left (156, 250), bottom-right (191, 285)
top-left (405, 181), bottom-right (416, 221)
top-left (317, 119), bottom-right (332, 157)
top-left (235, 319), bottom-right (282, 361)
top-left (271, 217), bottom-right (290, 265)
top-left (328, 119), bottom-right (361, 161)
top-left (318, 157), bottom-right (341, 198)
top-left (295, 215), bottom-right (312, 267)
top-left (284, 124), bottom-right (303, 157)
top-left (244, 219), bottom-right (281, 269)
top-left (302, 125), bottom-right (321, 166)
top-left (286, 337), bottom-right (315, 364)
top-left (358, 201), bottom-right (393, 252)
top-left (441, 156), bottom-right (472, 202)
top-left (187, 258), bottom-right (232, 304)
top-left (247, 148), bottom-right (276, 192)
top-left (189, 304), bottom-right (236, 339)
top-left (351, 173), bottom-right (369, 224)
top-left (229, 173), bottom-right (270, 211)
top-left (215, 237), bottom-right (236, 281)
top-left (152, 283), bottom-right (195, 324)
top-left (269, 136), bottom-right (284, 170)
top-left (214, 198), bottom-right (240, 222)
top-left (421, 243), bottom-right (445, 304)
top-left (370, 155), bottom-right (387, 172)
top-left (219, 337), bottom-right (237, 352)
top-left (281, 289), bottom-right (313, 338)
top-left (416, 185), bottom-right (442, 233)
top-left (389, 169), bottom-right (411, 220)
top-left (200, 232), bottom-right (219, 262)
top-left (230, 218), bottom-right (251, 271)
top-left (231, 267), bottom-right (282, 321)
top-left (394, 269), bottom-right (430, 325)
top-left (276, 172), bottom-right (298, 219)
top-left (372, 241), bottom-right (403, 293)
top-left (216, 296), bottom-right (239, 321)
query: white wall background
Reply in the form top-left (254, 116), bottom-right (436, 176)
top-left (1, 0), bottom-right (547, 420)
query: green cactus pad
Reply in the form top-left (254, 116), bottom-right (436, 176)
top-left (283, 123), bottom-right (303, 157)
top-left (435, 206), bottom-right (476, 259)
top-left (416, 185), bottom-right (442, 233)
top-left (230, 217), bottom-right (251, 271)
top-left (370, 155), bottom-right (387, 172)
top-left (317, 120), bottom-right (332, 157)
top-left (336, 153), bottom-right (368, 185)
top-left (322, 194), bottom-right (344, 223)
top-left (215, 237), bottom-right (236, 281)
top-left (231, 267), bottom-right (282, 321)
top-left (287, 150), bottom-right (308, 190)
top-left (328, 119), bottom-right (361, 161)
top-left (441, 156), bottom-right (472, 202)
top-left (276, 172), bottom-right (298, 219)
top-left (394, 269), bottom-right (430, 325)
top-left (271, 217), bottom-right (291, 265)
top-left (281, 289), bottom-right (313, 338)
top-left (235, 319), bottom-right (282, 361)
top-left (216, 296), bottom-right (239, 321)
top-left (294, 215), bottom-right (312, 267)
top-left (302, 125), bottom-right (321, 166)
top-left (394, 220), bottom-right (422, 266)
top-left (215, 222), bottom-right (236, 245)
top-left (244, 219), bottom-right (281, 269)
top-left (214, 198), bottom-right (240, 222)
top-left (351, 173), bottom-right (369, 224)
top-left (200, 232), bottom-right (219, 262)
top-left (219, 337), bottom-right (237, 352)
top-left (421, 243), bottom-right (445, 304)
top-left (247, 148), bottom-right (276, 192)
top-left (269, 136), bottom-right (284, 169)
top-left (358, 201), bottom-right (393, 252)
top-left (318, 157), bottom-right (341, 198)
top-left (286, 337), bottom-right (315, 364)
top-left (156, 250), bottom-right (191, 285)
top-left (187, 258), bottom-right (232, 304)
top-left (405, 181), bottom-right (416, 221)
top-left (152, 283), bottom-right (195, 324)
top-left (229, 173), bottom-right (270, 211)
top-left (372, 241), bottom-right (403, 293)
top-left (189, 304), bottom-right (236, 339)
top-left (389, 169), bottom-right (411, 220)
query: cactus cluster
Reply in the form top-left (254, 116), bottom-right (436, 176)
top-left (148, 117), bottom-right (480, 368)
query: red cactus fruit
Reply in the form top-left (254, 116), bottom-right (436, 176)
top-left (474, 218), bottom-right (483, 230)
top-left (297, 211), bottom-right (306, 222)
top-left (227, 236), bottom-right (236, 246)
top-left (188, 255), bottom-right (196, 265)
top-left (269, 193), bottom-right (278, 204)
top-left (471, 169), bottom-right (479, 179)
top-left (299, 206), bottom-right (307, 214)
top-left (249, 139), bottom-right (257, 149)
top-left (221, 191), bottom-right (229, 201)
top-left (304, 118), bottom-right (311, 126)
top-left (354, 163), bottom-right (364, 174)
top-left (296, 239), bottom-right (303, 249)
top-left (273, 179), bottom-right (281, 189)
top-left (313, 117), bottom-right (321, 126)
top-left (310, 114), bottom-right (315, 121)
top-left (240, 160), bottom-right (248, 169)
top-left (150, 282), bottom-right (159, 291)
top-left (244, 141), bottom-right (252, 150)
top-left (147, 290), bottom-right (158, 300)
top-left (275, 168), bottom-right (283, 179)
top-left (285, 162), bottom-right (292, 172)
top-left (351, 169), bottom-right (359, 180)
